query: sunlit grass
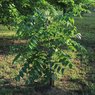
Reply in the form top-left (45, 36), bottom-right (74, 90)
top-left (0, 32), bottom-right (15, 37)
top-left (0, 25), bottom-right (16, 38)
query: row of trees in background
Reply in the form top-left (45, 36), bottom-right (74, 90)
top-left (0, 0), bottom-right (94, 87)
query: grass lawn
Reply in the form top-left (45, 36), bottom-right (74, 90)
top-left (0, 12), bottom-right (95, 95)
top-left (75, 13), bottom-right (95, 46)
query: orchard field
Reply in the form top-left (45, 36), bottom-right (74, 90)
top-left (0, 12), bottom-right (95, 95)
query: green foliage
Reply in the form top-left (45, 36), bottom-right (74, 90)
top-left (0, 0), bottom-right (92, 86)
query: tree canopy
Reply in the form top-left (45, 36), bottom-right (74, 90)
top-left (0, 0), bottom-right (93, 25)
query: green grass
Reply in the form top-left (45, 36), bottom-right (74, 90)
top-left (75, 12), bottom-right (95, 46)
top-left (0, 25), bottom-right (16, 38)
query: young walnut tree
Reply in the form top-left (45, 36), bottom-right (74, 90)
top-left (0, 0), bottom-right (94, 86)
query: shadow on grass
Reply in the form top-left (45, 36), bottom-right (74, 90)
top-left (0, 85), bottom-right (92, 95)
top-left (0, 37), bottom-right (27, 55)
top-left (0, 77), bottom-right (93, 95)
